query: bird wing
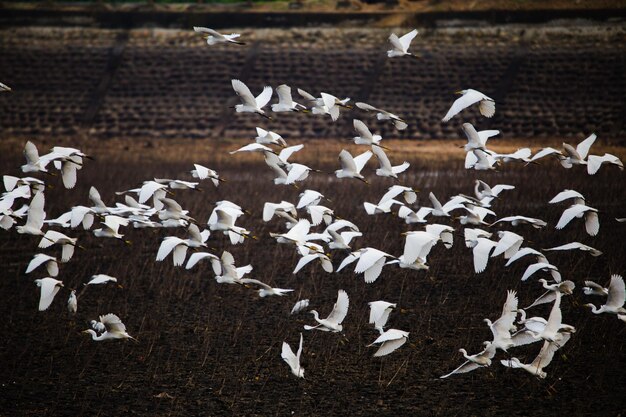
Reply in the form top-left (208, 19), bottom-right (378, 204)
top-left (492, 232), bottom-right (523, 258)
top-left (26, 191), bottom-right (46, 230)
top-left (156, 237), bottom-right (185, 261)
top-left (240, 278), bottom-right (272, 290)
top-left (584, 211), bottom-right (600, 236)
top-left (478, 99), bottom-right (496, 118)
top-left (337, 252), bottom-right (360, 272)
top-left (363, 256), bottom-right (386, 283)
top-left (371, 145), bottom-right (392, 172)
top-left (494, 290), bottom-right (518, 333)
top-left (231, 79), bottom-right (257, 107)
top-left (587, 153), bottom-right (623, 175)
top-left (530, 147), bottom-right (563, 162)
top-left (354, 248), bottom-right (387, 274)
top-left (297, 88), bottom-right (317, 102)
top-left (100, 313), bottom-right (127, 334)
top-left (462, 123), bottom-right (483, 147)
top-left (23, 141), bottom-right (40, 164)
top-left (255, 86), bottom-right (273, 108)
top-left (293, 254), bottom-right (319, 274)
top-left (428, 192), bottom-right (445, 213)
top-left (543, 293), bottom-right (563, 336)
top-left (275, 84), bottom-right (293, 105)
top-left (477, 129), bottom-right (500, 145)
top-left (491, 184), bottom-right (515, 196)
top-left (61, 161), bottom-right (78, 189)
top-left (374, 337), bottom-right (407, 357)
top-left (281, 341), bottom-right (299, 371)
top-left (606, 274), bottom-right (625, 309)
top-left (37, 278), bottom-right (62, 311)
top-left (368, 301), bottom-right (394, 326)
top-left (285, 164), bottom-right (310, 185)
top-left (440, 360), bottom-right (482, 379)
top-left (531, 333), bottom-right (571, 371)
top-left (291, 299), bottom-right (310, 315)
top-left (353, 119), bottom-right (373, 140)
top-left (353, 150), bottom-right (373, 173)
top-left (521, 262), bottom-right (555, 281)
top-left (505, 247), bottom-right (542, 266)
top-left (185, 252), bottom-right (218, 270)
top-left (388, 33), bottom-right (404, 52)
top-left (192, 163), bottom-right (209, 179)
top-left (278, 144), bottom-right (304, 163)
top-left (338, 150), bottom-right (358, 173)
top-left (193, 27), bottom-right (223, 37)
top-left (26, 253), bottom-right (54, 274)
top-left (403, 232), bottom-right (437, 265)
top-left (326, 289), bottom-right (349, 324)
top-left (555, 204), bottom-right (593, 230)
top-left (442, 91), bottom-right (484, 122)
top-left (576, 133), bottom-right (596, 159)
top-left (104, 215), bottom-right (129, 233)
top-left (378, 185), bottom-right (405, 204)
top-left (472, 238), bottom-right (496, 273)
top-left (355, 101), bottom-right (379, 112)
top-left (398, 29), bottom-right (418, 51)
top-left (549, 189), bottom-right (585, 204)
top-left (525, 290), bottom-right (556, 309)
top-left (38, 230), bottom-right (64, 248)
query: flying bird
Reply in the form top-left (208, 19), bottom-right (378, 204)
top-left (442, 89), bottom-right (495, 122)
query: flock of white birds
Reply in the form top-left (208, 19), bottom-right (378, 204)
top-left (1, 27), bottom-right (625, 381)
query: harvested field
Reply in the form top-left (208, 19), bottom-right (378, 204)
top-left (0, 19), bottom-right (625, 417)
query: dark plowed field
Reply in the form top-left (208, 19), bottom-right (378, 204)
top-left (0, 24), bottom-right (625, 141)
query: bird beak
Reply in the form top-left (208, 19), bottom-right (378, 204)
top-left (454, 90), bottom-right (463, 95)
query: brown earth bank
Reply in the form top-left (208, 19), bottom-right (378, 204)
top-left (0, 137), bottom-right (625, 416)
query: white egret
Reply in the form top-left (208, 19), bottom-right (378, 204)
top-left (26, 253), bottom-right (59, 277)
top-left (39, 230), bottom-right (79, 262)
top-left (338, 247), bottom-right (395, 283)
top-left (304, 289), bottom-right (349, 332)
top-left (85, 274), bottom-right (119, 286)
top-left (291, 299), bottom-right (310, 315)
top-left (521, 262), bottom-right (561, 282)
top-left (504, 247), bottom-right (548, 267)
top-left (16, 191), bottom-right (45, 236)
top-left (363, 198), bottom-right (404, 216)
top-left (67, 290), bottom-right (77, 314)
top-left (587, 153), bottom-right (623, 175)
top-left (490, 215), bottom-right (547, 229)
top-left (471, 236), bottom-right (497, 273)
top-left (500, 333), bottom-right (571, 379)
top-left (281, 333), bottom-right (305, 378)
top-left (293, 252), bottom-right (333, 275)
top-left (442, 89), bottom-right (495, 122)
top-left (491, 231), bottom-right (524, 259)
top-left (561, 133), bottom-right (596, 167)
top-left (549, 189), bottom-right (586, 205)
top-left (154, 178), bottom-right (200, 191)
top-left (83, 313), bottom-right (136, 341)
top-left (240, 278), bottom-right (294, 297)
top-left (511, 309), bottom-right (575, 347)
top-left (369, 328), bottom-right (409, 357)
top-left (272, 84), bottom-right (306, 113)
top-left (387, 29), bottom-right (419, 58)
top-left (368, 301), bottom-right (396, 331)
top-left (474, 180), bottom-right (514, 206)
top-left (525, 279), bottom-right (575, 309)
top-left (355, 102), bottom-right (407, 130)
top-left (191, 164), bottom-right (222, 187)
top-left (379, 185), bottom-right (418, 205)
top-left (193, 27), bottom-right (244, 45)
top-left (484, 290), bottom-right (518, 351)
top-left (469, 149), bottom-right (498, 171)
top-left (352, 119), bottom-right (384, 147)
top-left (543, 242), bottom-right (602, 257)
top-left (93, 215), bottom-right (130, 242)
top-left (3, 175), bottom-right (45, 193)
top-left (0, 81), bottom-right (11, 92)
top-left (555, 204), bottom-right (599, 236)
top-left (585, 275), bottom-right (626, 316)
top-left (296, 189), bottom-right (326, 209)
top-left (254, 126), bottom-right (287, 147)
top-left (34, 277), bottom-right (64, 311)
top-left (582, 280), bottom-right (608, 296)
top-left (440, 342), bottom-right (496, 379)
top-left (371, 145), bottom-right (410, 179)
top-left (335, 149), bottom-right (372, 183)
top-left (231, 79), bottom-right (272, 119)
